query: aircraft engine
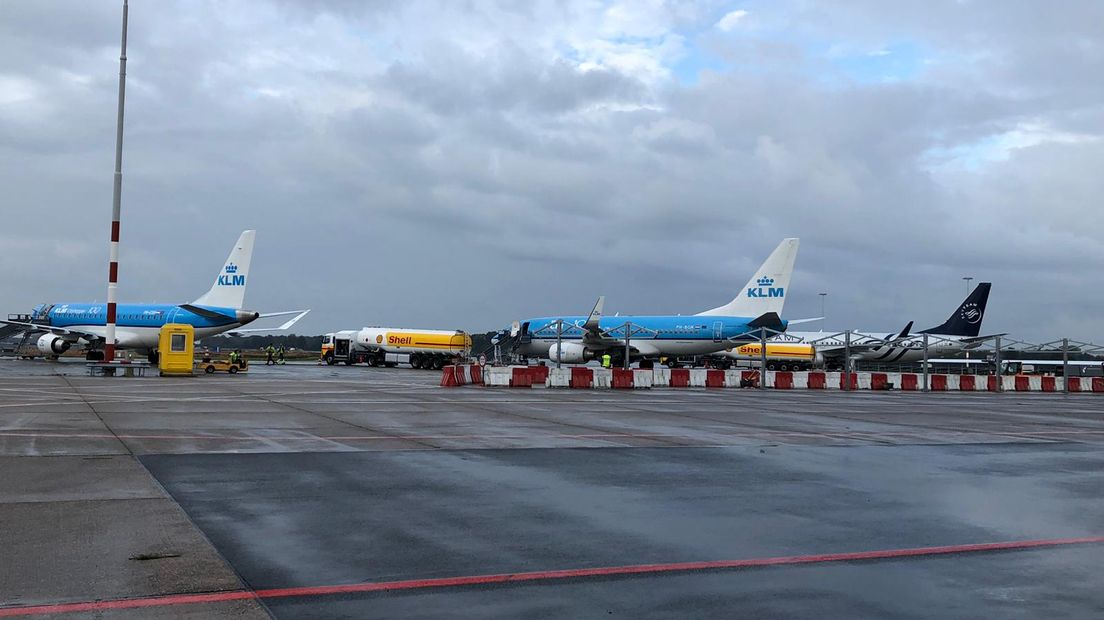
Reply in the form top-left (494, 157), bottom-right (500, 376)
top-left (37, 334), bottom-right (72, 355)
top-left (548, 342), bottom-right (591, 364)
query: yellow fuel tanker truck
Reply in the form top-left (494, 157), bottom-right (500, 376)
top-left (709, 341), bottom-right (821, 371)
top-left (322, 327), bottom-right (471, 369)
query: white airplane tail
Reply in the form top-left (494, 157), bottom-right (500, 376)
top-left (192, 230), bottom-right (255, 309)
top-left (696, 238), bottom-right (799, 317)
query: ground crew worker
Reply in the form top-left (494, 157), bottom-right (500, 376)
top-left (277, 346), bottom-right (286, 365)
top-left (601, 353), bottom-right (612, 368)
top-left (228, 350), bottom-right (238, 365)
top-left (202, 347), bottom-right (211, 363)
top-left (266, 344), bottom-right (276, 365)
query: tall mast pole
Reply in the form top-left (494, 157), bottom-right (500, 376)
top-left (104, 0), bottom-right (128, 362)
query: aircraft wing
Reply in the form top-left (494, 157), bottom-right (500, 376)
top-left (0, 319), bottom-right (95, 340)
top-left (572, 296), bottom-right (662, 352)
top-left (580, 297), bottom-right (615, 346)
top-left (928, 358), bottom-right (1104, 367)
top-left (958, 333), bottom-right (1007, 345)
top-left (804, 323), bottom-right (915, 357)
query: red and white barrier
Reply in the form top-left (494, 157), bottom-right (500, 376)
top-left (670, 368), bottom-right (691, 388)
top-left (652, 368), bottom-right (670, 387)
top-left (477, 366), bottom-right (1103, 393)
top-left (548, 368), bottom-right (572, 388)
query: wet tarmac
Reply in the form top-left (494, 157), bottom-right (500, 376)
top-left (2, 358), bottom-right (1103, 618)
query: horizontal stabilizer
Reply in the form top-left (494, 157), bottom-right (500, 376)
top-left (959, 333), bottom-right (1007, 344)
top-left (787, 316), bottom-right (823, 325)
top-left (747, 311), bottom-right (784, 332)
top-left (179, 304), bottom-right (234, 321)
top-left (227, 310), bottom-right (310, 333)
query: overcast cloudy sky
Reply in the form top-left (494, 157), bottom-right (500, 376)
top-left (2, 0), bottom-right (1102, 341)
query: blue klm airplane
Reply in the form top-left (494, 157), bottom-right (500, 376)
top-left (2, 230), bottom-right (308, 361)
top-left (512, 238), bottom-right (801, 365)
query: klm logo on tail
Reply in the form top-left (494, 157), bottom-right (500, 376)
top-left (747, 276), bottom-right (784, 298)
top-left (217, 263), bottom-right (245, 286)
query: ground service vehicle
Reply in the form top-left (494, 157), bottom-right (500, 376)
top-left (197, 358), bottom-right (249, 374)
top-left (322, 328), bottom-right (471, 369)
top-left (711, 342), bottom-right (819, 370)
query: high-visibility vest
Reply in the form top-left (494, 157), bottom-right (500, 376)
top-left (601, 354), bottom-right (611, 368)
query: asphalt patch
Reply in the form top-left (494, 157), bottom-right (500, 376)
top-left (140, 444), bottom-right (1104, 618)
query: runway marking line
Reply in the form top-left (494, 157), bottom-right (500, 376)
top-left (2, 536), bottom-right (1102, 617)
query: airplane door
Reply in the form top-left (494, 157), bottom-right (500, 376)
top-left (713, 321), bottom-right (723, 343)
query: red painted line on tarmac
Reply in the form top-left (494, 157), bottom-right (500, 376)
top-left (2, 536), bottom-right (1102, 617)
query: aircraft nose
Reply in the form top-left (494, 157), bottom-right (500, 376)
top-left (236, 310), bottom-right (260, 324)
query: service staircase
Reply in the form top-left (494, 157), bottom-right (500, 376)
top-left (476, 329), bottom-right (520, 364)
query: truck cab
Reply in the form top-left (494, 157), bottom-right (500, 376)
top-left (321, 331), bottom-right (358, 365)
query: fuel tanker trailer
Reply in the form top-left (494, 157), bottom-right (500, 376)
top-left (322, 327), bottom-right (471, 369)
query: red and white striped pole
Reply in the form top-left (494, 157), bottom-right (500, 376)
top-left (104, 0), bottom-right (128, 362)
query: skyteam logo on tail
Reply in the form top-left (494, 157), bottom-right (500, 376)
top-left (960, 302), bottom-right (981, 324)
top-left (747, 276), bottom-right (784, 298)
top-left (217, 262), bottom-right (245, 286)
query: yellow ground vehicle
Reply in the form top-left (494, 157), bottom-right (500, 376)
top-left (197, 358), bottom-right (249, 374)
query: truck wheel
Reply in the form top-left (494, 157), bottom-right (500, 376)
top-left (324, 354), bottom-right (335, 366)
top-left (205, 365), bottom-right (215, 374)
top-left (410, 354), bottom-right (421, 369)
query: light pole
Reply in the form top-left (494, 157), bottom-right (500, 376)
top-left (962, 277), bottom-right (973, 364)
top-left (818, 292), bottom-right (827, 331)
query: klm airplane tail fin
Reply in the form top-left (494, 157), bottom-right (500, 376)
top-left (919, 282), bottom-right (991, 337)
top-left (697, 238), bottom-right (799, 317)
top-left (192, 230), bottom-right (255, 309)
